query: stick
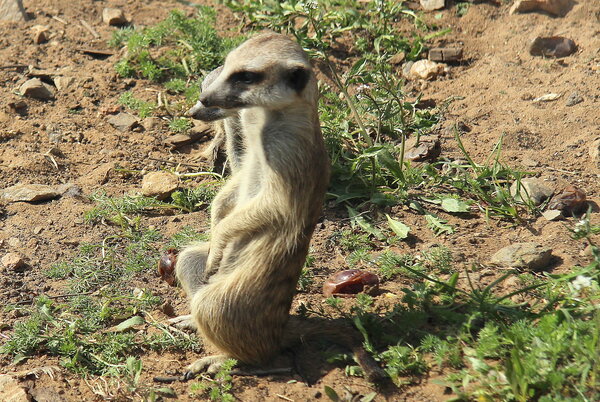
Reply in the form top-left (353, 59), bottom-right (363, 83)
top-left (0, 64), bottom-right (27, 70)
top-left (52, 15), bottom-right (67, 24)
top-left (231, 368), bottom-right (293, 376)
top-left (16, 291), bottom-right (95, 305)
top-left (80, 19), bottom-right (100, 39)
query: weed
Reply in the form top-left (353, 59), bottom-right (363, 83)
top-left (169, 117), bottom-right (192, 133)
top-left (170, 180), bottom-right (221, 212)
top-left (118, 91), bottom-right (156, 119)
top-left (112, 8), bottom-right (238, 82)
top-left (190, 358), bottom-right (237, 401)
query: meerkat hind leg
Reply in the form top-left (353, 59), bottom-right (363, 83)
top-left (172, 243), bottom-right (211, 331)
top-left (184, 354), bottom-right (228, 379)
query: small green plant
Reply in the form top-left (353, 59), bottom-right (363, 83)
top-left (190, 358), bottom-right (237, 401)
top-left (111, 8), bottom-right (239, 82)
top-left (118, 91), bottom-right (156, 118)
top-left (169, 117), bottom-right (193, 133)
top-left (171, 181), bottom-right (221, 212)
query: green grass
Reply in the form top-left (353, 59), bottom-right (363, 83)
top-left (2, 223), bottom-right (203, 377)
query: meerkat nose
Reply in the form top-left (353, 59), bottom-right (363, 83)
top-left (187, 100), bottom-right (205, 117)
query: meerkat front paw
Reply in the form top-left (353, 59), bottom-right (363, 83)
top-left (168, 314), bottom-right (197, 331)
top-left (183, 355), bottom-right (228, 380)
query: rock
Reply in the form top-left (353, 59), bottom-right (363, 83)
top-left (164, 134), bottom-right (196, 148)
top-left (521, 158), bottom-right (539, 167)
top-left (420, 0), bottom-right (445, 11)
top-left (31, 25), bottom-right (49, 44)
top-left (190, 120), bottom-right (212, 135)
top-left (532, 93), bottom-right (562, 102)
top-left (323, 270), bottom-right (380, 297)
top-left (0, 0), bottom-right (26, 21)
top-left (429, 47), bottom-right (463, 62)
top-left (389, 52), bottom-right (405, 65)
top-left (491, 242), bottom-right (553, 271)
top-left (53, 76), bottom-right (75, 92)
top-left (529, 36), bottom-right (577, 58)
top-left (0, 183), bottom-right (74, 203)
top-left (141, 117), bottom-right (162, 131)
top-left (19, 78), bottom-right (55, 101)
top-left (0, 374), bottom-right (29, 402)
top-left (402, 61), bottom-right (414, 78)
top-left (7, 237), bottom-right (21, 248)
top-left (565, 92), bottom-right (583, 107)
top-left (403, 134), bottom-right (441, 161)
top-left (547, 185), bottom-right (587, 216)
top-left (590, 139), bottom-right (600, 167)
top-left (510, 178), bottom-right (553, 205)
top-left (165, 122), bottom-right (211, 148)
top-left (141, 172), bottom-right (179, 200)
top-left (542, 209), bottom-right (563, 221)
top-left (408, 60), bottom-right (446, 80)
top-left (1, 253), bottom-right (25, 271)
top-left (107, 112), bottom-right (139, 131)
top-left (509, 0), bottom-right (573, 16)
top-left (102, 7), bottom-right (127, 26)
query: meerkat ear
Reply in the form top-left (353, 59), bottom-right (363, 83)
top-left (287, 66), bottom-right (310, 93)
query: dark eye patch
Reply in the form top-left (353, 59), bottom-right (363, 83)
top-left (229, 71), bottom-right (264, 85)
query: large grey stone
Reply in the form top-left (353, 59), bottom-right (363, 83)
top-left (102, 7), bottom-right (127, 26)
top-left (0, 374), bottom-right (29, 402)
top-left (107, 112), bottom-right (139, 131)
top-left (0, 183), bottom-right (73, 202)
top-left (0, 0), bottom-right (25, 21)
top-left (510, 178), bottom-right (553, 205)
top-left (491, 242), bottom-right (552, 271)
top-left (420, 0), bottom-right (445, 11)
top-left (19, 78), bottom-right (55, 100)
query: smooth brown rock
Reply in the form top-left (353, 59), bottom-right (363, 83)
top-left (0, 0), bottom-right (25, 21)
top-left (141, 171), bottom-right (178, 200)
top-left (19, 78), bottom-right (55, 100)
top-left (389, 52), bottom-right (405, 65)
top-left (510, 0), bottom-right (573, 16)
top-left (0, 183), bottom-right (73, 202)
top-left (429, 47), bottom-right (463, 62)
top-left (529, 36), bottom-right (576, 58)
top-left (31, 25), bottom-right (49, 44)
top-left (53, 76), bottom-right (76, 92)
top-left (102, 7), bottom-right (127, 26)
top-left (403, 134), bottom-right (441, 161)
top-left (547, 185), bottom-right (587, 216)
top-left (420, 0), bottom-right (445, 11)
top-left (107, 112), bottom-right (139, 131)
top-left (491, 242), bottom-right (552, 271)
top-left (141, 117), bottom-right (162, 131)
top-left (408, 60), bottom-right (445, 80)
top-left (1, 253), bottom-right (25, 271)
top-left (0, 374), bottom-right (29, 402)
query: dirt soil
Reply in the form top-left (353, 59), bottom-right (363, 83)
top-left (1, 0), bottom-right (599, 401)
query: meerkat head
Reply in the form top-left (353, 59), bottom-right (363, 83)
top-left (196, 33), bottom-right (317, 113)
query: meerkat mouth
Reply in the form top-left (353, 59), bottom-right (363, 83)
top-left (187, 101), bottom-right (229, 122)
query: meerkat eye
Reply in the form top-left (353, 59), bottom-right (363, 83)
top-left (230, 71), bottom-right (264, 85)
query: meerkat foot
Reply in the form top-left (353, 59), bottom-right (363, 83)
top-left (183, 355), bottom-right (228, 380)
top-left (168, 314), bottom-right (197, 331)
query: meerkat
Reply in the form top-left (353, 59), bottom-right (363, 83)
top-left (188, 66), bottom-right (245, 172)
top-left (174, 32), bottom-right (386, 381)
